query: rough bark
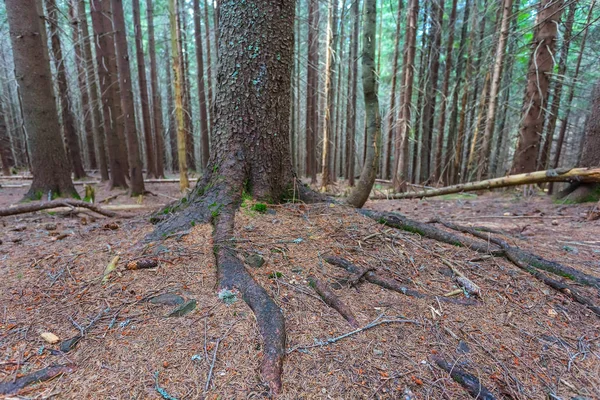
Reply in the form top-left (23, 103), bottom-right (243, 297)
top-left (0, 199), bottom-right (119, 218)
top-left (151, 1), bottom-right (305, 393)
top-left (194, 0), bottom-right (210, 170)
top-left (132, 0), bottom-right (157, 179)
top-left (511, 0), bottom-right (563, 174)
top-left (305, 0), bottom-right (319, 182)
top-left (5, 0), bottom-right (77, 199)
top-left (91, 0), bottom-right (129, 189)
top-left (347, 0), bottom-right (380, 207)
top-left (46, 0), bottom-right (87, 180)
top-left (393, 0), bottom-right (418, 191)
top-left (432, 0), bottom-right (458, 183)
top-left (179, 3), bottom-right (196, 172)
top-left (165, 38), bottom-right (178, 172)
top-left (146, 0), bottom-right (165, 178)
top-left (384, 0), bottom-right (403, 180)
top-left (77, 0), bottom-right (109, 181)
top-left (69, 0), bottom-right (97, 171)
top-left (345, 0), bottom-right (359, 185)
top-left (202, 0), bottom-right (215, 131)
top-left (169, 0), bottom-right (188, 191)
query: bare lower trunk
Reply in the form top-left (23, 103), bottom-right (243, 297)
top-left (194, 0), bottom-right (210, 170)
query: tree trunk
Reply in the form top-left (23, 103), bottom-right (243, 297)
top-left (111, 0), bottom-right (145, 196)
top-left (152, 0), bottom-right (303, 392)
top-left (305, 0), bottom-right (319, 183)
top-left (0, 101), bottom-right (14, 175)
top-left (169, 0), bottom-right (188, 191)
top-left (432, 0), bottom-right (458, 183)
top-left (194, 0), bottom-right (210, 170)
top-left (146, 0), bottom-right (166, 178)
top-left (393, 0), bottom-right (418, 192)
top-left (46, 0), bottom-right (87, 180)
top-left (77, 0), bottom-right (109, 181)
top-left (511, 0), bottom-right (562, 174)
top-left (5, 0), bottom-right (77, 199)
top-left (202, 0), bottom-right (215, 131)
top-left (347, 0), bottom-right (380, 207)
top-left (69, 0), bottom-right (97, 171)
top-left (478, 0), bottom-right (513, 179)
top-left (345, 0), bottom-right (360, 186)
top-left (538, 1), bottom-right (575, 171)
top-left (132, 0), bottom-right (157, 179)
top-left (165, 39), bottom-right (178, 173)
top-left (91, 0), bottom-right (129, 189)
top-left (178, 4), bottom-right (196, 172)
top-left (384, 0), bottom-right (403, 181)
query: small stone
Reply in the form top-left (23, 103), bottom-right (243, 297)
top-left (166, 299), bottom-right (197, 317)
top-left (44, 223), bottom-right (57, 231)
top-left (149, 293), bottom-right (185, 306)
top-left (267, 209), bottom-right (277, 215)
top-left (60, 335), bottom-right (82, 352)
top-left (373, 349), bottom-right (384, 356)
top-left (551, 220), bottom-right (559, 226)
top-left (457, 340), bottom-right (470, 354)
top-left (245, 253), bottom-right (265, 268)
top-left (41, 332), bottom-right (60, 344)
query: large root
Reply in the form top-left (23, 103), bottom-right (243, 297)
top-left (308, 276), bottom-right (359, 328)
top-left (364, 210), bottom-right (600, 317)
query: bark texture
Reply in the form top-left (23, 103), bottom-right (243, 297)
top-left (6, 0), bottom-right (77, 199)
top-left (194, 0), bottom-right (210, 169)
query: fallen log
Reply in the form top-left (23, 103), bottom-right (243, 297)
top-left (432, 356), bottom-right (496, 400)
top-left (308, 276), bottom-right (359, 327)
top-left (0, 364), bottom-right (75, 395)
top-left (0, 199), bottom-right (120, 218)
top-left (323, 256), bottom-right (478, 306)
top-left (371, 167), bottom-right (600, 199)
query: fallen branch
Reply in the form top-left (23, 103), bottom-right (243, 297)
top-left (308, 276), bottom-right (359, 327)
top-left (0, 199), bottom-right (119, 218)
top-left (432, 356), bottom-right (497, 400)
top-left (288, 314), bottom-right (418, 353)
top-left (324, 256), bottom-right (478, 306)
top-left (0, 364), bottom-right (75, 395)
top-left (371, 167), bottom-right (600, 199)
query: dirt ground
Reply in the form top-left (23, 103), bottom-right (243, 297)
top-left (1, 176), bottom-right (599, 399)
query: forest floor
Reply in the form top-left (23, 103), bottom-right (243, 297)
top-left (1, 176), bottom-right (599, 399)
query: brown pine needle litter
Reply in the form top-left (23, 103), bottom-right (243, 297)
top-left (1, 196), bottom-right (599, 399)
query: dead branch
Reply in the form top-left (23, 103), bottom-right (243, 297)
top-left (371, 167), bottom-right (600, 199)
top-left (0, 199), bottom-right (119, 218)
top-left (0, 364), bottom-right (75, 395)
top-left (308, 276), bottom-right (359, 327)
top-left (432, 356), bottom-right (497, 400)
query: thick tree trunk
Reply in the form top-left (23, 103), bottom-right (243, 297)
top-left (132, 0), bottom-right (156, 179)
top-left (202, 0), bottom-right (215, 131)
top-left (511, 0), bottom-right (562, 174)
top-left (146, 0), bottom-right (165, 178)
top-left (91, 0), bottom-right (129, 189)
top-left (46, 0), bottom-right (87, 180)
top-left (111, 0), bottom-right (145, 196)
top-left (194, 0), bottom-right (210, 170)
top-left (347, 0), bottom-right (380, 207)
top-left (152, 0), bottom-right (303, 393)
top-left (5, 0), bottom-right (77, 199)
top-left (69, 0), bottom-right (97, 171)
top-left (384, 0), bottom-right (403, 181)
top-left (432, 0), bottom-right (458, 183)
top-left (169, 0), bottom-right (188, 191)
top-left (393, 0), bottom-right (418, 191)
top-left (77, 0), bottom-right (109, 181)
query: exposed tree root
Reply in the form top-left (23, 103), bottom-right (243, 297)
top-left (0, 199), bottom-right (120, 218)
top-left (308, 276), bottom-right (359, 328)
top-left (323, 256), bottom-right (478, 306)
top-left (431, 218), bottom-right (600, 289)
top-left (0, 364), bottom-right (75, 395)
top-left (432, 356), bottom-right (497, 400)
top-left (364, 210), bottom-right (600, 317)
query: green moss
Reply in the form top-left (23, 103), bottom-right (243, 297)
top-left (251, 203), bottom-right (267, 213)
top-left (268, 271), bottom-right (283, 279)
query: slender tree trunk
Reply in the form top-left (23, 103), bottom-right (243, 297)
top-left (305, 0), bottom-right (319, 182)
top-left (46, 0), bottom-right (87, 180)
top-left (345, 0), bottom-right (360, 186)
top-left (69, 0), bottom-right (97, 171)
top-left (111, 0), bottom-right (145, 195)
top-left (432, 0), bottom-right (458, 183)
top-left (179, 4), bottom-right (196, 172)
top-left (202, 0), bottom-right (215, 130)
top-left (478, 0), bottom-right (513, 179)
top-left (5, 0), bottom-right (77, 199)
top-left (165, 39), bottom-right (178, 172)
top-left (393, 0), bottom-right (418, 191)
top-left (78, 0), bottom-right (109, 181)
top-left (347, 0), bottom-right (380, 207)
top-left (169, 0), bottom-right (188, 191)
top-left (132, 0), bottom-right (156, 179)
top-left (467, 71), bottom-right (490, 178)
top-left (91, 0), bottom-right (128, 189)
top-left (511, 0), bottom-right (563, 174)
top-left (538, 1), bottom-right (575, 171)
top-left (0, 102), bottom-right (14, 175)
top-left (146, 0), bottom-right (165, 178)
top-left (194, 0), bottom-right (210, 170)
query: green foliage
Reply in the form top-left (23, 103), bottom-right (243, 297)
top-left (251, 203), bottom-right (267, 213)
top-left (268, 271), bottom-right (283, 279)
